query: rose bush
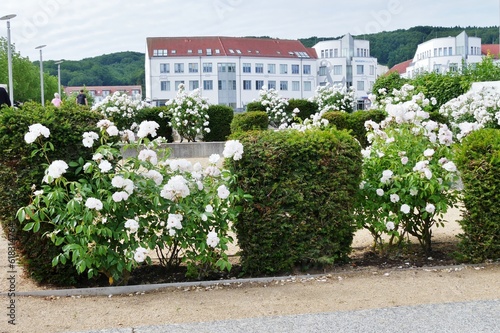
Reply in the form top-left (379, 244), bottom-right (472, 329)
top-left (357, 85), bottom-right (460, 255)
top-left (164, 83), bottom-right (210, 142)
top-left (17, 120), bottom-right (246, 285)
top-left (439, 86), bottom-right (500, 141)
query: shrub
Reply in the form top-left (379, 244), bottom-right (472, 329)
top-left (286, 99), bottom-right (319, 122)
top-left (91, 92), bottom-right (150, 131)
top-left (309, 83), bottom-right (356, 113)
top-left (225, 127), bottom-right (362, 276)
top-left (230, 111), bottom-right (269, 133)
top-left (0, 102), bottom-right (103, 285)
top-left (203, 105), bottom-right (234, 142)
top-left (454, 128), bottom-right (500, 262)
top-left (322, 110), bottom-right (386, 148)
top-left (136, 106), bottom-right (174, 142)
top-left (246, 101), bottom-right (264, 112)
top-left (165, 84), bottom-right (210, 142)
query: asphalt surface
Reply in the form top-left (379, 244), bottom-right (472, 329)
top-left (70, 299), bottom-right (499, 333)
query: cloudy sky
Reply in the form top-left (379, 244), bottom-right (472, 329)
top-left (1, 0), bottom-right (499, 61)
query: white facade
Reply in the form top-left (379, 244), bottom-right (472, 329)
top-left (404, 31), bottom-right (483, 78)
top-left (145, 37), bottom-right (318, 110)
top-left (312, 34), bottom-right (378, 110)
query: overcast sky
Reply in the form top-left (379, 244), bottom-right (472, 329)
top-left (1, 0), bottom-right (499, 61)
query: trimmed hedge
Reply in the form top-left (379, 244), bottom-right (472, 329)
top-left (203, 105), bottom-right (234, 141)
top-left (285, 99), bottom-right (319, 122)
top-left (230, 111), bottom-right (269, 133)
top-left (245, 101), bottom-right (264, 112)
top-left (454, 128), bottom-right (500, 262)
top-left (226, 128), bottom-right (362, 276)
top-left (322, 110), bottom-right (387, 148)
top-left (0, 102), bottom-right (103, 285)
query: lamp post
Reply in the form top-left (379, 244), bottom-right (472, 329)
top-left (35, 44), bottom-right (46, 106)
top-left (55, 60), bottom-right (63, 97)
top-left (1, 14), bottom-right (17, 105)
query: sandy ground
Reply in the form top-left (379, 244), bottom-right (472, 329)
top-left (0, 157), bottom-right (498, 333)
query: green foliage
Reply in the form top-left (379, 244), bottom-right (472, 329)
top-left (372, 71), bottom-right (409, 99)
top-left (0, 38), bottom-right (58, 103)
top-left (43, 52), bottom-right (145, 91)
top-left (411, 72), bottom-right (468, 110)
top-left (286, 99), bottom-right (319, 121)
top-left (203, 105), bottom-right (234, 142)
top-left (462, 55), bottom-right (500, 85)
top-left (322, 110), bottom-right (387, 148)
top-left (454, 129), bottom-right (500, 262)
top-left (0, 103), bottom-right (102, 285)
top-left (230, 111), bottom-right (269, 133)
top-left (246, 101), bottom-right (264, 112)
top-left (225, 128), bottom-right (362, 275)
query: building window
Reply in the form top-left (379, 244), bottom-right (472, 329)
top-left (267, 64), bottom-right (276, 74)
top-left (434, 48), bottom-right (437, 57)
top-left (291, 64), bottom-right (299, 74)
top-left (256, 80), bottom-right (264, 90)
top-left (292, 81), bottom-right (300, 91)
top-left (160, 63), bottom-right (170, 73)
top-left (189, 80), bottom-right (199, 90)
top-left (321, 50), bottom-right (325, 58)
top-left (334, 49), bottom-right (339, 57)
top-left (303, 65), bottom-right (311, 75)
top-left (160, 81), bottom-right (170, 91)
top-left (243, 80), bottom-right (252, 90)
top-left (268, 80), bottom-right (276, 89)
top-left (255, 63), bottom-right (264, 73)
top-left (444, 47), bottom-right (448, 56)
top-left (189, 63), bottom-right (198, 73)
top-left (280, 81), bottom-right (288, 91)
top-left (228, 64), bottom-right (236, 72)
top-left (243, 63), bottom-right (251, 73)
top-left (449, 47), bottom-right (453, 55)
top-left (449, 63), bottom-right (458, 72)
top-left (280, 64), bottom-right (288, 74)
top-left (369, 65), bottom-right (375, 75)
top-left (319, 66), bottom-right (327, 76)
top-left (174, 81), bottom-right (184, 89)
top-left (357, 81), bottom-right (364, 91)
top-left (218, 80), bottom-right (227, 90)
top-left (203, 63), bottom-right (212, 73)
top-left (228, 80), bottom-right (236, 90)
top-left (333, 65), bottom-right (342, 75)
top-left (304, 81), bottom-right (312, 91)
top-left (218, 63), bottom-right (226, 73)
top-left (357, 65), bottom-right (364, 75)
top-left (174, 63), bottom-right (184, 73)
top-left (433, 64), bottom-right (441, 73)
top-left (203, 80), bottom-right (213, 90)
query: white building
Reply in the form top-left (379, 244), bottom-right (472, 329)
top-left (312, 34), bottom-right (378, 110)
top-left (404, 31), bottom-right (483, 78)
top-left (145, 37), bottom-right (318, 110)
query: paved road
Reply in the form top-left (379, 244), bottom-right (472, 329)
top-left (71, 299), bottom-right (499, 333)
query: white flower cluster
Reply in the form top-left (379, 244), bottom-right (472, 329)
top-left (255, 87), bottom-right (290, 128)
top-left (91, 92), bottom-right (151, 125)
top-left (439, 86), bottom-right (500, 141)
top-left (165, 84), bottom-right (210, 141)
top-left (222, 140), bottom-right (244, 160)
top-left (308, 83), bottom-right (355, 113)
top-left (43, 160), bottom-right (69, 183)
top-left (24, 124), bottom-right (50, 144)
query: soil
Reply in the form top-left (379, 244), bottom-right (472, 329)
top-left (1, 197), bottom-right (499, 333)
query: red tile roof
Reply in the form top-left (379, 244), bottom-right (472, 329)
top-left (146, 36), bottom-right (317, 59)
top-left (482, 44), bottom-right (500, 58)
top-left (388, 59), bottom-right (412, 75)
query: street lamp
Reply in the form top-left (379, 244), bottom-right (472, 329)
top-left (35, 44), bottom-right (46, 106)
top-left (55, 60), bottom-right (63, 97)
top-left (1, 14), bottom-right (17, 105)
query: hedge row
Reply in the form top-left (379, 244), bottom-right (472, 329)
top-left (226, 128), bottom-right (362, 275)
top-left (454, 128), bottom-right (500, 262)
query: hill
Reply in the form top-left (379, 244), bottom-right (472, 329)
top-left (39, 26), bottom-right (499, 89)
